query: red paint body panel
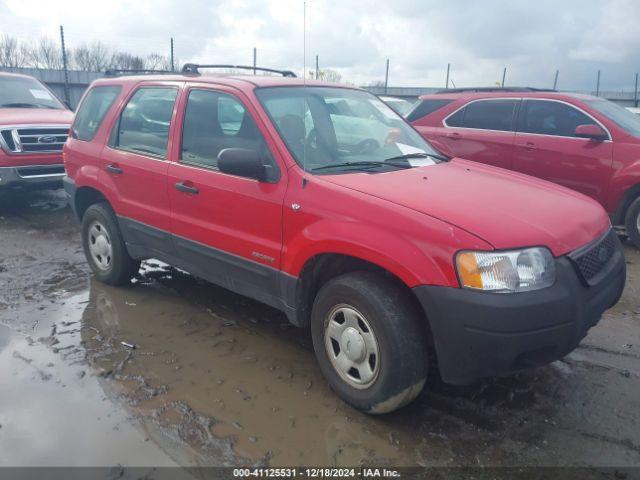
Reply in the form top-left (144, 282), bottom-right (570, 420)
top-left (64, 76), bottom-right (612, 291)
top-left (410, 91), bottom-right (640, 221)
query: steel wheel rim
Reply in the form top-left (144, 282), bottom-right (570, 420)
top-left (324, 304), bottom-right (380, 389)
top-left (88, 221), bottom-right (113, 271)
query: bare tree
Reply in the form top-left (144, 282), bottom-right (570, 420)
top-left (25, 37), bottom-right (62, 69)
top-left (72, 41), bottom-right (111, 71)
top-left (0, 34), bottom-right (27, 67)
top-left (108, 52), bottom-right (145, 70)
top-left (145, 53), bottom-right (171, 71)
top-left (312, 68), bottom-right (342, 83)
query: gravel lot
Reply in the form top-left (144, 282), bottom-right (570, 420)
top-left (0, 189), bottom-right (638, 472)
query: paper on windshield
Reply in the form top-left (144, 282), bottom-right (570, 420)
top-left (30, 89), bottom-right (53, 100)
top-left (395, 142), bottom-right (436, 167)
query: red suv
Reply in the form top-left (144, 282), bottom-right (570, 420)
top-left (407, 87), bottom-right (640, 248)
top-left (0, 72), bottom-right (73, 190)
top-left (63, 67), bottom-right (625, 413)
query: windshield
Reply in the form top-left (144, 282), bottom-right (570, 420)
top-left (0, 76), bottom-right (65, 110)
top-left (256, 87), bottom-right (443, 173)
top-left (584, 98), bottom-right (640, 137)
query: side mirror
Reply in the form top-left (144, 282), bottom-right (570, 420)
top-left (575, 124), bottom-right (607, 141)
top-left (217, 148), bottom-right (266, 181)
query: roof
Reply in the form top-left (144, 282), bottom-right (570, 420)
top-left (419, 90), bottom-right (602, 102)
top-left (90, 73), bottom-right (354, 92)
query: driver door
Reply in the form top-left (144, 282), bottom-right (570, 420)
top-left (168, 85), bottom-right (287, 302)
top-left (512, 99), bottom-right (614, 201)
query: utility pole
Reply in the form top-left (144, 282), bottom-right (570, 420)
top-left (170, 37), bottom-right (175, 72)
top-left (501, 67), bottom-right (506, 88)
top-left (315, 54), bottom-right (319, 79)
top-left (384, 58), bottom-right (389, 95)
top-left (445, 63), bottom-right (450, 89)
top-left (59, 26), bottom-right (70, 107)
top-left (253, 47), bottom-right (257, 75)
top-left (553, 69), bottom-right (559, 90)
top-left (634, 73), bottom-right (638, 108)
top-left (596, 70), bottom-right (601, 97)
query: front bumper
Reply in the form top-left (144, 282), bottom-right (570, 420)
top-left (0, 164), bottom-right (66, 189)
top-left (413, 234), bottom-right (626, 385)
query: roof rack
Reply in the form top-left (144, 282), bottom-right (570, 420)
top-left (104, 69), bottom-right (173, 77)
top-left (434, 87), bottom-right (556, 94)
top-left (181, 63), bottom-right (297, 78)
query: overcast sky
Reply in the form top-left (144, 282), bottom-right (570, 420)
top-left (1, 0), bottom-right (639, 90)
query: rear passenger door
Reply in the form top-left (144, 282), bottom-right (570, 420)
top-left (167, 86), bottom-right (287, 305)
top-left (101, 84), bottom-right (179, 257)
top-left (512, 99), bottom-right (614, 201)
top-left (438, 98), bottom-right (519, 169)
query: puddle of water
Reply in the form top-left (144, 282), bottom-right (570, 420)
top-left (0, 293), bottom-right (175, 467)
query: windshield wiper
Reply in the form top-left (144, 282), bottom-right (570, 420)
top-left (383, 152), bottom-right (450, 162)
top-left (0, 102), bottom-right (57, 109)
top-left (312, 160), bottom-right (412, 172)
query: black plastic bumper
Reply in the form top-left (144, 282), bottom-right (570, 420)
top-left (62, 176), bottom-right (78, 217)
top-left (413, 238), bottom-right (626, 385)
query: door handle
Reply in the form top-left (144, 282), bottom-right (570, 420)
top-left (446, 132), bottom-right (461, 140)
top-left (175, 181), bottom-right (199, 195)
top-left (106, 164), bottom-right (123, 174)
top-left (516, 142), bottom-right (537, 151)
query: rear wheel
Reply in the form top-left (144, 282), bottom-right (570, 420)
top-left (311, 271), bottom-right (428, 414)
top-left (81, 203), bottom-right (140, 285)
top-left (625, 197), bottom-right (640, 249)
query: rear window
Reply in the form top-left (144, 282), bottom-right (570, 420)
top-left (406, 99), bottom-right (454, 122)
top-left (445, 99), bottom-right (518, 132)
top-left (72, 86), bottom-right (121, 141)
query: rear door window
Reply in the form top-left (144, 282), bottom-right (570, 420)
top-left (72, 86), bottom-right (121, 141)
top-left (446, 99), bottom-right (518, 131)
top-left (406, 99), bottom-right (455, 122)
top-left (114, 87), bottom-right (178, 158)
top-left (518, 100), bottom-right (597, 138)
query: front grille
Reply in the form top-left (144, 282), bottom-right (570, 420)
top-left (0, 126), bottom-right (69, 154)
top-left (570, 229), bottom-right (616, 286)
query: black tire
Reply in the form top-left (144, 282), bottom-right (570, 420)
top-left (81, 203), bottom-right (140, 285)
top-left (311, 271), bottom-right (428, 414)
top-left (625, 197), bottom-right (640, 249)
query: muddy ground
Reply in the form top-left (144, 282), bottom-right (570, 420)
top-left (0, 189), bottom-right (639, 471)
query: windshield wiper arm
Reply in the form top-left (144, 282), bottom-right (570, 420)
top-left (312, 161), bottom-right (411, 172)
top-left (383, 152), bottom-right (450, 162)
top-left (0, 102), bottom-right (41, 108)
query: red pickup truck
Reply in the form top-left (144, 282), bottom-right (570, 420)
top-left (0, 72), bottom-right (73, 190)
top-left (63, 67), bottom-right (625, 413)
top-left (407, 88), bottom-right (640, 248)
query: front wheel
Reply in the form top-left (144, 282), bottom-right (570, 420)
top-left (311, 271), bottom-right (428, 414)
top-left (81, 203), bottom-right (140, 285)
top-left (625, 197), bottom-right (640, 249)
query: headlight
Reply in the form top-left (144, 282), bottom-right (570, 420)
top-left (456, 247), bottom-right (556, 293)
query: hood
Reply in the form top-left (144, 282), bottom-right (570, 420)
top-left (0, 108), bottom-right (74, 126)
top-left (321, 158), bottom-right (610, 257)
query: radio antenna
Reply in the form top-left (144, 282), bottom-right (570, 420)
top-left (302, 0), bottom-right (308, 186)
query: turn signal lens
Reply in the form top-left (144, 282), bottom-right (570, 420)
top-left (455, 247), bottom-right (556, 293)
